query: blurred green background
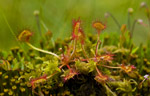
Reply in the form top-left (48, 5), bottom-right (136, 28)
top-left (0, 0), bottom-right (150, 50)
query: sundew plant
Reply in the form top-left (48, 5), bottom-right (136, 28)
top-left (0, 1), bottom-right (150, 96)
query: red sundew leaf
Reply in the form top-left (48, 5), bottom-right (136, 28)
top-left (92, 21), bottom-right (106, 34)
top-left (100, 54), bottom-right (114, 62)
top-left (93, 54), bottom-right (114, 62)
top-left (72, 18), bottom-right (85, 44)
top-left (120, 64), bottom-right (136, 73)
top-left (72, 19), bottom-right (81, 40)
top-left (18, 30), bottom-right (33, 42)
top-left (63, 68), bottom-right (78, 82)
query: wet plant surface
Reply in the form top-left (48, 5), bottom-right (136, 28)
top-left (1, 2), bottom-right (150, 96)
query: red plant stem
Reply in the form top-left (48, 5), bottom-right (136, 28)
top-left (67, 64), bottom-right (73, 73)
top-left (95, 32), bottom-right (101, 56)
top-left (46, 71), bottom-right (57, 79)
top-left (98, 32), bottom-right (100, 40)
top-left (67, 65), bottom-right (71, 69)
top-left (95, 38), bottom-right (101, 57)
top-left (95, 66), bottom-right (103, 77)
